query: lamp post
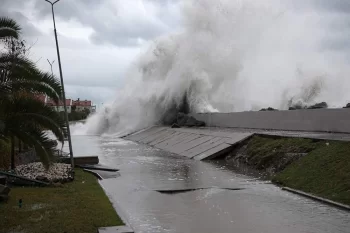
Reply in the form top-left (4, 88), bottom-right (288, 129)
top-left (47, 59), bottom-right (55, 76)
top-left (44, 0), bottom-right (74, 167)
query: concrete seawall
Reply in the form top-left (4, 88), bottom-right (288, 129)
top-left (191, 108), bottom-right (350, 133)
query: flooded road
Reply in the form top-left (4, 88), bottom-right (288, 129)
top-left (70, 135), bottom-right (350, 233)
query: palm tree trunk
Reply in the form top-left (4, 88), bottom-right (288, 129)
top-left (11, 136), bottom-right (15, 170)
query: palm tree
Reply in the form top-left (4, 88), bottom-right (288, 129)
top-left (0, 17), bottom-right (20, 40)
top-left (0, 95), bottom-right (67, 168)
top-left (0, 17), bottom-right (66, 169)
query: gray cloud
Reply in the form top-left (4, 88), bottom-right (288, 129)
top-left (0, 0), bottom-right (179, 104)
top-left (315, 0), bottom-right (350, 14)
top-left (0, 0), bottom-right (42, 37)
top-left (32, 0), bottom-right (179, 46)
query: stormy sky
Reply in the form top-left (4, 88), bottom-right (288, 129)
top-left (1, 0), bottom-right (350, 106)
top-left (1, 0), bottom-right (181, 106)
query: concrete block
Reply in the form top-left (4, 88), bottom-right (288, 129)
top-left (180, 137), bottom-right (226, 158)
top-left (139, 129), bottom-right (169, 143)
top-left (149, 131), bottom-right (181, 146)
top-left (192, 108), bottom-right (350, 133)
top-left (193, 143), bottom-right (232, 160)
top-left (168, 135), bottom-right (213, 154)
top-left (126, 127), bottom-right (165, 142)
top-left (155, 133), bottom-right (192, 149)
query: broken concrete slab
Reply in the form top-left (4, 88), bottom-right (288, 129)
top-left (180, 137), bottom-right (225, 158)
top-left (77, 164), bottom-right (119, 172)
top-left (123, 126), bottom-right (254, 160)
top-left (83, 169), bottom-right (120, 180)
top-left (125, 127), bottom-right (165, 142)
top-left (168, 135), bottom-right (214, 155)
top-left (193, 143), bottom-right (232, 160)
top-left (139, 129), bottom-right (170, 144)
top-left (146, 130), bottom-right (176, 145)
top-left (156, 187), bottom-right (243, 194)
top-left (154, 132), bottom-right (192, 149)
top-left (149, 131), bottom-right (181, 146)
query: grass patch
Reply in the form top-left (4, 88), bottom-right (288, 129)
top-left (273, 140), bottom-right (350, 205)
top-left (0, 169), bottom-right (123, 233)
top-left (238, 135), bottom-right (350, 205)
top-left (245, 136), bottom-right (321, 169)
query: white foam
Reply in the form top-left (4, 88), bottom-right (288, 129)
top-left (74, 0), bottom-right (350, 136)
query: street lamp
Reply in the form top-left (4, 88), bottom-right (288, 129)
top-left (47, 59), bottom-right (55, 76)
top-left (44, 0), bottom-right (74, 167)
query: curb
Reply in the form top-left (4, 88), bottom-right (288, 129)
top-left (98, 182), bottom-right (134, 233)
top-left (83, 169), bottom-right (103, 180)
top-left (77, 164), bottom-right (119, 172)
top-left (282, 187), bottom-right (350, 211)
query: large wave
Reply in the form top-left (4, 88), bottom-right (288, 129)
top-left (72, 0), bottom-right (350, 136)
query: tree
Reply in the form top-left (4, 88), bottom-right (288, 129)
top-left (0, 17), bottom-right (20, 40)
top-left (0, 17), bottom-right (66, 169)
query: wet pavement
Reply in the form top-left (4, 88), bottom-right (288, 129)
top-left (70, 135), bottom-right (350, 233)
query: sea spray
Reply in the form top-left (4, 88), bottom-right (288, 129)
top-left (72, 0), bottom-right (350, 136)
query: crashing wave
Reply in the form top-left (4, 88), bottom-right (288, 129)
top-left (72, 0), bottom-right (350, 136)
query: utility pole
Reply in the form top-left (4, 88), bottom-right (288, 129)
top-left (44, 0), bottom-right (74, 167)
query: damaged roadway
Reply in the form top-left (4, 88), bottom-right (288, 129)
top-left (81, 134), bottom-right (350, 233)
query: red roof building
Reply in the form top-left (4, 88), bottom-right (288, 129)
top-left (37, 96), bottom-right (95, 113)
top-left (72, 99), bottom-right (92, 107)
top-left (72, 99), bottom-right (96, 113)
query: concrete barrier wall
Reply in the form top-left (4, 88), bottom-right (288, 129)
top-left (192, 108), bottom-right (350, 133)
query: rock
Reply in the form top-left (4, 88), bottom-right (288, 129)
top-left (162, 107), bottom-right (178, 125)
top-left (171, 123), bottom-right (180, 128)
top-left (176, 112), bottom-right (187, 125)
top-left (343, 103), bottom-right (350, 108)
top-left (185, 116), bottom-right (205, 127)
top-left (15, 162), bottom-right (73, 184)
top-left (0, 184), bottom-right (10, 201)
top-left (175, 113), bottom-right (205, 127)
top-left (288, 104), bottom-right (304, 110)
top-left (259, 107), bottom-right (278, 111)
top-left (307, 102), bottom-right (328, 109)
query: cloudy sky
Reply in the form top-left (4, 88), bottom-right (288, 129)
top-left (2, 0), bottom-right (350, 108)
top-left (1, 0), bottom-right (181, 106)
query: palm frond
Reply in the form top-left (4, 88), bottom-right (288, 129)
top-left (11, 80), bottom-right (61, 103)
top-left (0, 53), bottom-right (62, 102)
top-left (13, 113), bottom-right (66, 142)
top-left (0, 17), bottom-right (21, 39)
top-left (2, 96), bottom-right (67, 142)
top-left (10, 128), bottom-right (52, 169)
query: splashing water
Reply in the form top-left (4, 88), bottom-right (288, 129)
top-left (72, 0), bottom-right (350, 136)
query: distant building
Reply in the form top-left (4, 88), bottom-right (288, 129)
top-left (46, 98), bottom-right (72, 113)
top-left (33, 95), bottom-right (96, 114)
top-left (72, 98), bottom-right (96, 113)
